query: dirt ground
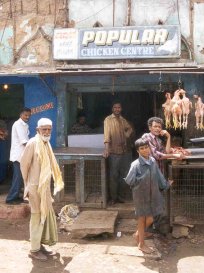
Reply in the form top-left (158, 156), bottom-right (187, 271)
top-left (0, 215), bottom-right (204, 273)
top-left (0, 178), bottom-right (204, 273)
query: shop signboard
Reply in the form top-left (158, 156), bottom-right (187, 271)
top-left (53, 25), bottom-right (180, 60)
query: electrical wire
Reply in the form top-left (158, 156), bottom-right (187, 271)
top-left (0, 0), bottom-right (113, 23)
top-left (76, 1), bottom-right (113, 24)
top-left (0, 0), bottom-right (56, 19)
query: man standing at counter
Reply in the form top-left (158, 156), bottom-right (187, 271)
top-left (141, 116), bottom-right (183, 235)
top-left (103, 101), bottom-right (133, 205)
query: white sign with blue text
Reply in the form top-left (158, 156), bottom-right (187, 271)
top-left (53, 25), bottom-right (180, 60)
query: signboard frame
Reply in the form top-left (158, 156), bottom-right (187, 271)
top-left (53, 25), bottom-right (181, 60)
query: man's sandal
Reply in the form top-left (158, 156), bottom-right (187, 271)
top-left (29, 250), bottom-right (47, 261)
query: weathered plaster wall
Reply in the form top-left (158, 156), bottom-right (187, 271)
top-left (0, 0), bottom-right (64, 66)
top-left (69, 0), bottom-right (128, 27)
top-left (177, 0), bottom-right (190, 39)
top-left (0, 0), bottom-right (204, 65)
top-left (193, 2), bottom-right (204, 63)
top-left (0, 26), bottom-right (13, 65)
top-left (132, 0), bottom-right (178, 26)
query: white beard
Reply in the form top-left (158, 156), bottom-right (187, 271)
top-left (41, 135), bottom-right (51, 142)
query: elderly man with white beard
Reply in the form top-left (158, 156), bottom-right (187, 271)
top-left (20, 118), bottom-right (64, 261)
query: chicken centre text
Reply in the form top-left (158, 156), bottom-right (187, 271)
top-left (80, 29), bottom-right (169, 57)
top-left (82, 29), bottom-right (168, 46)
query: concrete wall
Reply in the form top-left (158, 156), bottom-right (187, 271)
top-left (0, 1), bottom-right (204, 148)
top-left (69, 0), bottom-right (128, 27)
top-left (0, 0), bottom-right (203, 66)
top-left (193, 2), bottom-right (204, 63)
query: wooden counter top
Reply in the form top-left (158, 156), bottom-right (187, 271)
top-left (54, 147), bottom-right (104, 156)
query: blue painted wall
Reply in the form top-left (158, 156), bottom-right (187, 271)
top-left (24, 76), bottom-right (57, 147)
top-left (0, 75), bottom-right (57, 147)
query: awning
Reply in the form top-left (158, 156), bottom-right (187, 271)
top-left (0, 61), bottom-right (204, 76)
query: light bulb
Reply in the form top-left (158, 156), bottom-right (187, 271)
top-left (3, 84), bottom-right (8, 90)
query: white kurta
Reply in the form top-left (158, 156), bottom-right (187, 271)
top-left (10, 118), bottom-right (29, 162)
top-left (20, 137), bottom-right (53, 213)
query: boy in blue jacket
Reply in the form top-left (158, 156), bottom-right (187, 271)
top-left (124, 138), bottom-right (173, 254)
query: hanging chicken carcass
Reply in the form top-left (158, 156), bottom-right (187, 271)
top-left (162, 92), bottom-right (172, 129)
top-left (170, 89), bottom-right (183, 129)
top-left (194, 95), bottom-right (204, 130)
top-left (180, 89), bottom-right (192, 129)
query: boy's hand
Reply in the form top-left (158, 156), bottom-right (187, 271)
top-left (168, 179), bottom-right (174, 186)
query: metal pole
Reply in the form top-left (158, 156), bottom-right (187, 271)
top-left (112, 0), bottom-right (115, 27)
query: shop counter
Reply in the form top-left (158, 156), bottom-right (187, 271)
top-left (167, 148), bottom-right (204, 225)
top-left (54, 147), bottom-right (107, 208)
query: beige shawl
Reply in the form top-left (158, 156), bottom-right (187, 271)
top-left (36, 133), bottom-right (64, 223)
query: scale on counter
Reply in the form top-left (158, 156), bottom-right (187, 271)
top-left (189, 137), bottom-right (204, 143)
top-left (186, 137), bottom-right (204, 157)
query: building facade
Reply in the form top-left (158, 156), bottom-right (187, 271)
top-left (0, 0), bottom-right (204, 149)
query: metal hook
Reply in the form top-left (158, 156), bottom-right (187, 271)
top-left (158, 71), bottom-right (164, 92)
top-left (159, 71), bottom-right (162, 82)
top-left (178, 72), bottom-right (182, 89)
top-left (111, 76), bottom-right (115, 95)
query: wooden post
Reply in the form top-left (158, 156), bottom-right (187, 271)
top-left (112, 0), bottom-right (115, 26)
top-left (127, 0), bottom-right (132, 26)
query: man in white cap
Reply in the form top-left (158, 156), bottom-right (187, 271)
top-left (20, 118), bottom-right (64, 261)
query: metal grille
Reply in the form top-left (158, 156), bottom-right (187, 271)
top-left (169, 164), bottom-right (204, 224)
top-left (84, 160), bottom-right (102, 203)
top-left (59, 157), bottom-right (106, 208)
top-left (64, 164), bottom-right (76, 194)
top-left (62, 162), bottom-right (78, 203)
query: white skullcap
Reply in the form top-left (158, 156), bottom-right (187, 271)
top-left (37, 118), bottom-right (52, 127)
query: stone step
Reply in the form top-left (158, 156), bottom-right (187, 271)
top-left (0, 192), bottom-right (30, 219)
top-left (115, 218), bottom-right (137, 234)
top-left (0, 203), bottom-right (30, 219)
top-left (54, 201), bottom-right (135, 220)
top-left (70, 210), bottom-right (118, 239)
top-left (106, 202), bottom-right (135, 219)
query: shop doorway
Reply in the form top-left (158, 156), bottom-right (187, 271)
top-left (68, 91), bottom-right (157, 140)
top-left (0, 84), bottom-right (24, 183)
top-left (66, 87), bottom-right (182, 203)
top-left (67, 90), bottom-right (157, 202)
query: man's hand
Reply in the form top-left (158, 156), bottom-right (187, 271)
top-left (24, 192), bottom-right (29, 198)
top-left (53, 185), bottom-right (64, 196)
top-left (103, 149), bottom-right (109, 158)
top-left (103, 143), bottom-right (109, 158)
top-left (173, 153), bottom-right (185, 160)
top-left (160, 130), bottom-right (170, 138)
